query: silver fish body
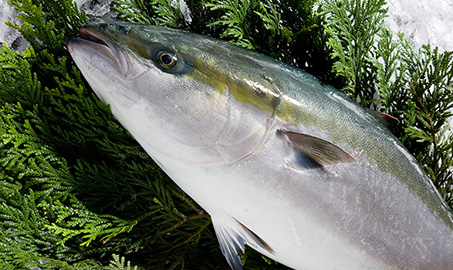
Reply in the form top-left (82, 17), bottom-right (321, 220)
top-left (68, 23), bottom-right (453, 270)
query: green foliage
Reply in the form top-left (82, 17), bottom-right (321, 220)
top-left (255, 1), bottom-right (293, 44)
top-left (150, 0), bottom-right (191, 27)
top-left (205, 0), bottom-right (256, 49)
top-left (109, 254), bottom-right (139, 270)
top-left (395, 43), bottom-right (453, 205)
top-left (44, 199), bottom-right (138, 247)
top-left (112, 0), bottom-right (154, 24)
top-left (1, 0), bottom-right (452, 269)
top-left (323, 0), bottom-right (388, 104)
top-left (7, 0), bottom-right (88, 55)
top-left (112, 0), bottom-right (195, 28)
top-left (0, 45), bottom-right (134, 268)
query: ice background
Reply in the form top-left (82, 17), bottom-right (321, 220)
top-left (0, 0), bottom-right (452, 127)
top-left (386, 0), bottom-right (453, 52)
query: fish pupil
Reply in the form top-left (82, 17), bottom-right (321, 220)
top-left (161, 54), bottom-right (173, 64)
top-left (158, 52), bottom-right (176, 68)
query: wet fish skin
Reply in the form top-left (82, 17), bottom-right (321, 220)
top-left (68, 22), bottom-right (453, 270)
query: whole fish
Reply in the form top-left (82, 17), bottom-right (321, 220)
top-left (68, 22), bottom-right (453, 270)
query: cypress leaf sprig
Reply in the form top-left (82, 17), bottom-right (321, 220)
top-left (323, 0), bottom-right (388, 105)
top-left (205, 0), bottom-right (256, 49)
top-left (112, 0), bottom-right (154, 24)
top-left (109, 254), bottom-right (139, 270)
top-left (44, 199), bottom-right (138, 247)
top-left (7, 0), bottom-right (87, 54)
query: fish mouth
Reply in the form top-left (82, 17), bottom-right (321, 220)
top-left (80, 26), bottom-right (110, 48)
top-left (68, 24), bottom-right (139, 79)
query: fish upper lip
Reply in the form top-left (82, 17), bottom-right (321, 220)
top-left (76, 24), bottom-right (130, 78)
top-left (80, 26), bottom-right (109, 46)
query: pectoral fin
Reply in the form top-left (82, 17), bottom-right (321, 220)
top-left (212, 215), bottom-right (274, 270)
top-left (278, 130), bottom-right (356, 170)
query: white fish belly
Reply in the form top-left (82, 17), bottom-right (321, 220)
top-left (147, 128), bottom-right (453, 270)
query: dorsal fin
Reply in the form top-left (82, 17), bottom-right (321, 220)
top-left (366, 109), bottom-right (399, 132)
top-left (278, 130), bottom-right (356, 171)
top-left (211, 215), bottom-right (275, 270)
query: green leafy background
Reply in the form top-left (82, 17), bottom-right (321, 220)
top-left (0, 0), bottom-right (452, 269)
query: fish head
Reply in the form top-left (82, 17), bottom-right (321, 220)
top-left (68, 23), bottom-right (279, 165)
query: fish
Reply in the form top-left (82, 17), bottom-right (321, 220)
top-left (67, 22), bottom-right (453, 270)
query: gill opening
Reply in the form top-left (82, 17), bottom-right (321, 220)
top-left (256, 75), bottom-right (283, 150)
top-left (221, 76), bottom-right (282, 163)
top-left (214, 82), bottom-right (233, 154)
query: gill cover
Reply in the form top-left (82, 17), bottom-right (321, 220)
top-left (72, 23), bottom-right (280, 165)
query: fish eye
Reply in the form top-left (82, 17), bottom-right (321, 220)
top-left (156, 51), bottom-right (177, 69)
top-left (149, 47), bottom-right (193, 74)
